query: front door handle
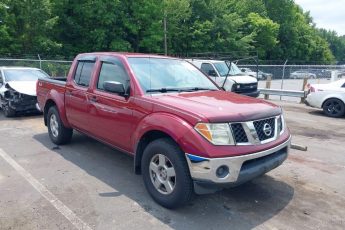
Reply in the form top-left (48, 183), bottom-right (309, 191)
top-left (89, 96), bottom-right (98, 102)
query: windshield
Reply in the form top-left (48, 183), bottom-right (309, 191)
top-left (213, 62), bottom-right (242, 76)
top-left (4, 69), bottom-right (49, 82)
top-left (128, 57), bottom-right (218, 93)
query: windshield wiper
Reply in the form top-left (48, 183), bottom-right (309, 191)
top-left (182, 87), bottom-right (217, 92)
top-left (146, 88), bottom-right (182, 93)
top-left (146, 87), bottom-right (217, 93)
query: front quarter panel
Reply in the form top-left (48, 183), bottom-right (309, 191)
top-left (132, 113), bottom-right (207, 154)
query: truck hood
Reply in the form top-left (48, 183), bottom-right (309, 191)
top-left (151, 90), bottom-right (281, 123)
top-left (228, 75), bottom-right (257, 84)
top-left (7, 81), bottom-right (37, 96)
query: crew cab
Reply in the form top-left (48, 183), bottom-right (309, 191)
top-left (187, 59), bottom-right (260, 97)
top-left (37, 52), bottom-right (291, 209)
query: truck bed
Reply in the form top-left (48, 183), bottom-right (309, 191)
top-left (36, 77), bottom-right (67, 113)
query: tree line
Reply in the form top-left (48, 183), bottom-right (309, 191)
top-left (0, 0), bottom-right (344, 63)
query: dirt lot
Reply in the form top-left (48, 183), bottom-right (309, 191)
top-left (0, 100), bottom-right (344, 230)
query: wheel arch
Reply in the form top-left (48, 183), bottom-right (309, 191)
top-left (134, 130), bottom-right (175, 175)
top-left (321, 96), bottom-right (345, 109)
top-left (44, 99), bottom-right (56, 126)
top-left (43, 90), bottom-right (71, 128)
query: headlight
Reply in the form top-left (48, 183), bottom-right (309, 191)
top-left (194, 123), bottom-right (235, 145)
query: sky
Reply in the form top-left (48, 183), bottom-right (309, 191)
top-left (294, 0), bottom-right (345, 36)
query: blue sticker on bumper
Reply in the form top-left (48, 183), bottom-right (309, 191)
top-left (186, 154), bottom-right (208, 163)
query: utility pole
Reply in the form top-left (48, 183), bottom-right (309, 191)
top-left (164, 16), bottom-right (167, 56)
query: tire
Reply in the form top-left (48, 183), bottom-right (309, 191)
top-left (47, 106), bottom-right (73, 145)
top-left (3, 105), bottom-right (16, 117)
top-left (141, 138), bottom-right (193, 209)
top-left (322, 99), bottom-right (345, 118)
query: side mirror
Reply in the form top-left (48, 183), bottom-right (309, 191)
top-left (103, 81), bottom-right (125, 95)
top-left (208, 69), bottom-right (217, 77)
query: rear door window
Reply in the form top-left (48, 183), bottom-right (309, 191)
top-left (74, 61), bottom-right (95, 87)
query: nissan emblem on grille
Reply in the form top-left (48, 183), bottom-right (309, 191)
top-left (263, 123), bottom-right (272, 136)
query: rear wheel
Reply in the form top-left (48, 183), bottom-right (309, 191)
top-left (322, 99), bottom-right (345, 118)
top-left (47, 106), bottom-right (73, 145)
top-left (141, 138), bottom-right (193, 209)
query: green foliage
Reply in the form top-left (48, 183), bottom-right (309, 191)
top-left (265, 0), bottom-right (335, 63)
top-left (0, 0), bottom-right (343, 63)
top-left (318, 29), bottom-right (345, 62)
top-left (1, 0), bottom-right (60, 56)
top-left (246, 13), bottom-right (279, 57)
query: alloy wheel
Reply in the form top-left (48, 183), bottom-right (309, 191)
top-left (149, 154), bottom-right (176, 195)
top-left (50, 114), bottom-right (59, 137)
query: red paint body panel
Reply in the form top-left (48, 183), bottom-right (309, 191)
top-left (37, 52), bottom-right (290, 158)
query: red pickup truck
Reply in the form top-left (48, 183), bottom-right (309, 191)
top-left (37, 52), bottom-right (291, 208)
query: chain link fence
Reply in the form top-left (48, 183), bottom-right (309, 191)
top-left (237, 64), bottom-right (345, 101)
top-left (237, 64), bottom-right (345, 88)
top-left (0, 58), bottom-right (72, 78)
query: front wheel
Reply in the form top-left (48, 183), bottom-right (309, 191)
top-left (322, 99), bottom-right (345, 118)
top-left (141, 138), bottom-right (193, 209)
top-left (47, 106), bottom-right (73, 145)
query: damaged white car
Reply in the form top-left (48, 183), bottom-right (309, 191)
top-left (0, 67), bottom-right (49, 117)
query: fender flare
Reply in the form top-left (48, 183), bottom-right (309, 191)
top-left (132, 112), bottom-right (203, 174)
top-left (44, 89), bottom-right (71, 128)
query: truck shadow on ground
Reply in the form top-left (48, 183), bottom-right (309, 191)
top-left (33, 132), bottom-right (294, 230)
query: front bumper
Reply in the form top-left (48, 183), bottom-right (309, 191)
top-left (185, 136), bottom-right (291, 187)
top-left (8, 96), bottom-right (38, 112)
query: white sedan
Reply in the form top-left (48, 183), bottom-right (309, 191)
top-left (305, 79), bottom-right (345, 117)
top-left (0, 67), bottom-right (49, 117)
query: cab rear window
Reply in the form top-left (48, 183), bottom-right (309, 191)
top-left (74, 61), bottom-right (95, 87)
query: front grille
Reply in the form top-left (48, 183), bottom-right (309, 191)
top-left (234, 83), bottom-right (257, 93)
top-left (253, 118), bottom-right (275, 141)
top-left (231, 123), bottom-right (248, 143)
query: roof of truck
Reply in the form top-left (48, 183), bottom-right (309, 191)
top-left (78, 52), bottom-right (175, 59)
